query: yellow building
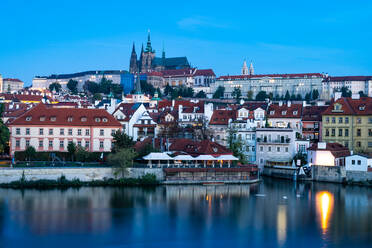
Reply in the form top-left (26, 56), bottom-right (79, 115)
top-left (322, 97), bottom-right (372, 154)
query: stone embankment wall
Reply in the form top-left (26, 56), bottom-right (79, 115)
top-left (312, 165), bottom-right (346, 183)
top-left (346, 171), bottom-right (372, 182)
top-left (262, 166), bottom-right (296, 179)
top-left (0, 167), bottom-right (164, 184)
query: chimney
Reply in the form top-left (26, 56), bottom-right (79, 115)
top-left (172, 99), bottom-right (175, 107)
top-left (287, 101), bottom-right (291, 107)
top-left (279, 101), bottom-right (283, 106)
top-left (317, 142), bottom-right (326, 150)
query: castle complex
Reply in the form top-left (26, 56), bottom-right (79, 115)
top-left (129, 32), bottom-right (190, 73)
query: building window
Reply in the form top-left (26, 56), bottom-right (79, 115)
top-left (338, 117), bottom-right (343, 123)
top-left (111, 129), bottom-right (116, 135)
top-left (277, 147), bottom-right (280, 152)
top-left (331, 117), bottom-right (335, 123)
top-left (369, 129), bottom-right (372, 137)
top-left (357, 141), bottom-right (361, 147)
top-left (100, 141), bottom-right (104, 149)
top-left (357, 160), bottom-right (361, 165)
top-left (49, 129), bottom-right (53, 135)
top-left (338, 129), bottom-right (343, 137)
top-left (26, 128), bottom-right (30, 135)
top-left (357, 129), bottom-right (361, 136)
top-left (25, 139), bottom-right (30, 147)
top-left (369, 118), bottom-right (372, 124)
top-left (352, 160), bottom-right (355, 165)
top-left (331, 129), bottom-right (335, 136)
top-left (85, 141), bottom-right (90, 149)
top-left (368, 142), bottom-right (372, 148)
top-left (77, 141), bottom-right (81, 147)
top-left (325, 117), bottom-right (329, 123)
top-left (68, 129), bottom-right (73, 135)
top-left (16, 140), bottom-right (20, 147)
top-left (16, 128), bottom-right (20, 135)
top-left (60, 140), bottom-right (64, 148)
top-left (39, 128), bottom-right (44, 135)
top-left (260, 146), bottom-right (263, 152)
top-left (285, 147), bottom-right (289, 152)
top-left (49, 140), bottom-right (53, 147)
top-left (39, 140), bottom-right (43, 148)
top-left (60, 128), bottom-right (64, 135)
top-left (325, 129), bottom-right (329, 137)
top-left (357, 118), bottom-right (361, 124)
top-left (77, 129), bottom-right (82, 136)
top-left (100, 129), bottom-right (104, 136)
top-left (345, 129), bottom-right (349, 137)
top-left (345, 117), bottom-right (349, 123)
top-left (268, 146), bottom-right (271, 152)
top-left (344, 141), bottom-right (348, 148)
top-left (86, 129), bottom-right (90, 136)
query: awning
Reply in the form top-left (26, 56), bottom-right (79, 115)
top-left (195, 155), bottom-right (219, 160)
top-left (143, 152), bottom-right (173, 160)
top-left (173, 155), bottom-right (196, 161)
top-left (217, 154), bottom-right (239, 161)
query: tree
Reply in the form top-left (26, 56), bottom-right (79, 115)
top-left (213, 86), bottom-right (225, 99)
top-left (341, 86), bottom-right (351, 97)
top-left (49, 82), bottom-right (62, 93)
top-left (247, 90), bottom-right (253, 100)
top-left (227, 127), bottom-right (246, 164)
top-left (284, 90), bottom-right (291, 100)
top-left (99, 77), bottom-right (113, 94)
top-left (232, 87), bottom-right (242, 102)
top-left (85, 81), bottom-right (100, 94)
top-left (0, 104), bottom-right (10, 154)
top-left (67, 142), bottom-right (77, 161)
top-left (305, 92), bottom-right (311, 101)
top-left (255, 91), bottom-right (267, 101)
top-left (108, 148), bottom-right (137, 178)
top-left (359, 91), bottom-right (367, 97)
top-left (312, 89), bottom-right (319, 100)
top-left (93, 93), bottom-right (102, 101)
top-left (112, 130), bottom-right (135, 152)
top-left (164, 84), bottom-right (173, 96)
top-left (195, 90), bottom-right (207, 98)
top-left (140, 80), bottom-right (156, 96)
top-left (25, 146), bottom-right (36, 162)
top-left (75, 146), bottom-right (90, 162)
top-left (136, 144), bottom-right (159, 159)
top-left (67, 79), bottom-right (78, 94)
top-left (268, 92), bottom-right (274, 100)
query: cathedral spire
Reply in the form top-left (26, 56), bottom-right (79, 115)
top-left (145, 29), bottom-right (153, 53)
top-left (249, 61), bottom-right (254, 75)
top-left (129, 42), bottom-right (138, 74)
top-left (241, 59), bottom-right (248, 75)
top-left (134, 70), bottom-right (142, 94)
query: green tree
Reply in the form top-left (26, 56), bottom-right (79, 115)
top-left (112, 130), bottom-right (135, 152)
top-left (85, 81), bottom-right (100, 94)
top-left (340, 86), bottom-right (351, 97)
top-left (305, 92), bottom-right (311, 101)
top-left (93, 93), bottom-right (102, 101)
top-left (136, 143), bottom-right (160, 159)
top-left (312, 89), bottom-right (319, 100)
top-left (284, 90), bottom-right (291, 100)
top-left (255, 91), bottom-right (267, 101)
top-left (75, 146), bottom-right (90, 162)
top-left (195, 90), bottom-right (207, 98)
top-left (67, 79), bottom-right (78, 94)
top-left (49, 82), bottom-right (62, 93)
top-left (247, 90), bottom-right (253, 100)
top-left (227, 127), bottom-right (246, 164)
top-left (140, 80), bottom-right (156, 96)
top-left (232, 87), bottom-right (242, 102)
top-left (67, 142), bottom-right (77, 161)
top-left (0, 104), bottom-right (10, 154)
top-left (99, 77), bottom-right (113, 94)
top-left (25, 146), bottom-right (36, 162)
top-left (213, 86), bottom-right (225, 99)
top-left (359, 91), bottom-right (367, 97)
top-left (164, 84), bottom-right (173, 96)
top-left (108, 148), bottom-right (137, 178)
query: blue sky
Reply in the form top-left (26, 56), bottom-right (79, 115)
top-left (1, 0), bottom-right (371, 86)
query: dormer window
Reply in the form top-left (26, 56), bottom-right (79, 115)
top-left (270, 111), bottom-right (275, 115)
top-left (95, 117), bottom-right (101, 122)
top-left (359, 105), bottom-right (365, 111)
top-left (102, 118), bottom-right (108, 122)
top-left (332, 103), bottom-right (343, 112)
top-left (282, 111), bottom-right (287, 115)
top-left (67, 116), bottom-right (73, 122)
top-left (81, 117), bottom-right (87, 122)
top-left (50, 116), bottom-right (56, 122)
top-left (293, 111), bottom-right (298, 115)
top-left (26, 116), bottom-right (32, 121)
top-left (39, 116), bottom-right (46, 121)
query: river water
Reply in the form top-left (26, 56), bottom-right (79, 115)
top-left (0, 179), bottom-right (371, 248)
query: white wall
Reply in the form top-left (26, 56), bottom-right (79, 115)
top-left (345, 155), bottom-right (371, 172)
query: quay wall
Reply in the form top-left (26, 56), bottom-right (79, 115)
top-left (262, 166), bottom-right (296, 180)
top-left (0, 167), bottom-right (164, 184)
top-left (346, 171), bottom-right (372, 183)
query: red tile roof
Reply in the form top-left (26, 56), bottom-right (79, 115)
top-left (268, 103), bottom-right (302, 118)
top-left (112, 103), bottom-right (139, 121)
top-left (302, 106), bottom-right (328, 121)
top-left (0, 93), bottom-right (53, 102)
top-left (218, 73), bottom-right (323, 80)
top-left (3, 78), bottom-right (23, 82)
top-left (169, 138), bottom-right (232, 156)
top-left (209, 109), bottom-right (237, 125)
top-left (194, 69), bottom-right (216, 77)
top-left (308, 142), bottom-right (350, 158)
top-left (9, 103), bottom-right (121, 127)
top-left (161, 68), bottom-right (196, 77)
top-left (323, 76), bottom-right (372, 82)
top-left (322, 97), bottom-right (372, 115)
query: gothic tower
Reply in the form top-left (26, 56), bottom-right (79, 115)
top-left (249, 61), bottom-right (254, 75)
top-left (140, 30), bottom-right (155, 72)
top-left (129, 43), bottom-right (138, 74)
top-left (242, 60), bottom-right (249, 75)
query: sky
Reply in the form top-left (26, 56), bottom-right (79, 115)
top-left (1, 0), bottom-right (372, 86)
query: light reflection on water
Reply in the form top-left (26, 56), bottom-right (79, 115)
top-left (0, 179), bottom-right (371, 248)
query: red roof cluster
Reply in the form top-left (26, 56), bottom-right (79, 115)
top-left (168, 138), bottom-right (232, 156)
top-left (0, 93), bottom-right (53, 102)
top-left (322, 97), bottom-right (372, 115)
top-left (10, 103), bottom-right (121, 127)
top-left (323, 76), bottom-right (372, 82)
top-left (3, 78), bottom-right (23, 82)
top-left (193, 69), bottom-right (216, 77)
top-left (268, 103), bottom-right (302, 118)
top-left (308, 142), bottom-right (350, 158)
top-left (209, 109), bottom-right (237, 125)
top-left (302, 106), bottom-right (328, 121)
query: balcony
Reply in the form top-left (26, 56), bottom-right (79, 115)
top-left (256, 138), bottom-right (291, 144)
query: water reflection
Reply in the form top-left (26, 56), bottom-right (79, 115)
top-left (0, 180), bottom-right (371, 248)
top-left (316, 191), bottom-right (334, 235)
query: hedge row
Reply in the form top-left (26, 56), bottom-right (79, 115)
top-left (14, 151), bottom-right (111, 162)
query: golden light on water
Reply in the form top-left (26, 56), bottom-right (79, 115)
top-left (316, 191), bottom-right (334, 234)
top-left (276, 205), bottom-right (287, 246)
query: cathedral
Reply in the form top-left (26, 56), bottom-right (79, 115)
top-left (129, 32), bottom-right (190, 73)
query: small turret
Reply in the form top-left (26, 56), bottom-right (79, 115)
top-left (242, 60), bottom-right (248, 75)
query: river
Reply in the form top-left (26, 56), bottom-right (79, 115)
top-left (0, 179), bottom-right (371, 247)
